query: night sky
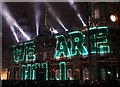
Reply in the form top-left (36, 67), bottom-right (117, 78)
top-left (2, 2), bottom-right (88, 69)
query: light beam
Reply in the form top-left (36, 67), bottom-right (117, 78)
top-left (45, 3), bottom-right (68, 31)
top-left (34, 3), bottom-right (40, 36)
top-left (50, 27), bottom-right (58, 34)
top-left (1, 3), bottom-right (30, 41)
top-left (52, 28), bottom-right (58, 34)
top-left (10, 26), bottom-right (19, 42)
top-left (56, 17), bottom-right (68, 31)
top-left (14, 22), bottom-right (30, 40)
top-left (77, 14), bottom-right (87, 27)
top-left (69, 0), bottom-right (74, 5)
top-left (69, 1), bottom-right (87, 27)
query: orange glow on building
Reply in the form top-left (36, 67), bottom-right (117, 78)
top-left (1, 69), bottom-right (7, 80)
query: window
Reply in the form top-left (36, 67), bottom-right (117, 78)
top-left (55, 69), bottom-right (60, 80)
top-left (94, 9), bottom-right (99, 19)
top-left (83, 68), bottom-right (89, 80)
top-left (67, 69), bottom-right (73, 80)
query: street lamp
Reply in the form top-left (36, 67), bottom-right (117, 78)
top-left (110, 14), bottom-right (118, 22)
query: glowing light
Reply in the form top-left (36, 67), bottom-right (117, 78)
top-left (14, 22), bottom-right (30, 40)
top-left (54, 31), bottom-right (88, 59)
top-left (34, 3), bottom-right (40, 35)
top-left (88, 26), bottom-right (110, 54)
top-left (25, 44), bottom-right (36, 62)
top-left (117, 73), bottom-right (118, 77)
top-left (10, 26), bottom-right (19, 42)
top-left (52, 28), bottom-right (58, 34)
top-left (1, 4), bottom-right (15, 26)
top-left (59, 62), bottom-right (66, 80)
top-left (88, 26), bottom-right (108, 30)
top-left (56, 78), bottom-right (60, 80)
top-left (69, 0), bottom-right (74, 5)
top-left (110, 14), bottom-right (118, 22)
top-left (13, 45), bottom-right (25, 63)
top-left (77, 14), bottom-right (87, 27)
top-left (50, 27), bottom-right (58, 34)
top-left (54, 35), bottom-right (71, 59)
top-left (31, 65), bottom-right (36, 80)
top-left (68, 31), bottom-right (88, 56)
top-left (107, 71), bottom-right (111, 74)
top-left (55, 69), bottom-right (60, 80)
top-left (68, 1), bottom-right (87, 27)
top-left (1, 69), bottom-right (7, 80)
top-left (56, 17), bottom-right (68, 31)
top-left (32, 70), bottom-right (36, 80)
top-left (21, 65), bottom-right (26, 80)
top-left (12, 41), bottom-right (36, 63)
top-left (54, 27), bottom-right (110, 59)
top-left (36, 20), bottom-right (39, 36)
top-left (45, 3), bottom-right (68, 31)
top-left (67, 69), bottom-right (73, 80)
top-left (25, 70), bottom-right (28, 80)
top-left (1, 3), bottom-right (30, 41)
top-left (69, 1), bottom-right (76, 10)
top-left (41, 63), bottom-right (48, 80)
top-left (25, 42), bottom-right (36, 62)
top-left (27, 64), bottom-right (31, 80)
top-left (22, 63), bottom-right (40, 80)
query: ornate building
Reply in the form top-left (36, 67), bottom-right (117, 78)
top-left (8, 2), bottom-right (120, 80)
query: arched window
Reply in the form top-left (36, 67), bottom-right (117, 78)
top-left (67, 69), bottom-right (72, 80)
top-left (83, 68), bottom-right (89, 80)
top-left (55, 69), bottom-right (60, 80)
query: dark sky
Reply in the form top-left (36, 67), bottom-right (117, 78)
top-left (2, 2), bottom-right (88, 69)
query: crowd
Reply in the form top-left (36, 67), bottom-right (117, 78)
top-left (2, 79), bottom-right (120, 87)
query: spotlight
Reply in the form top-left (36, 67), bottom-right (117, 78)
top-left (56, 17), bottom-right (68, 31)
top-left (35, 20), bottom-right (39, 36)
top-left (52, 28), bottom-right (58, 34)
top-left (1, 3), bottom-right (30, 41)
top-left (14, 22), bottom-right (30, 40)
top-left (10, 26), bottom-right (19, 43)
top-left (77, 14), bottom-right (87, 27)
top-left (68, 2), bottom-right (87, 27)
top-left (69, 0), bottom-right (74, 5)
top-left (45, 3), bottom-right (68, 32)
top-left (34, 3), bottom-right (40, 36)
top-left (50, 27), bottom-right (58, 34)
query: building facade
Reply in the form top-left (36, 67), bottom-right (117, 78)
top-left (8, 26), bottom-right (119, 80)
top-left (89, 2), bottom-right (120, 79)
top-left (8, 2), bottom-right (120, 80)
